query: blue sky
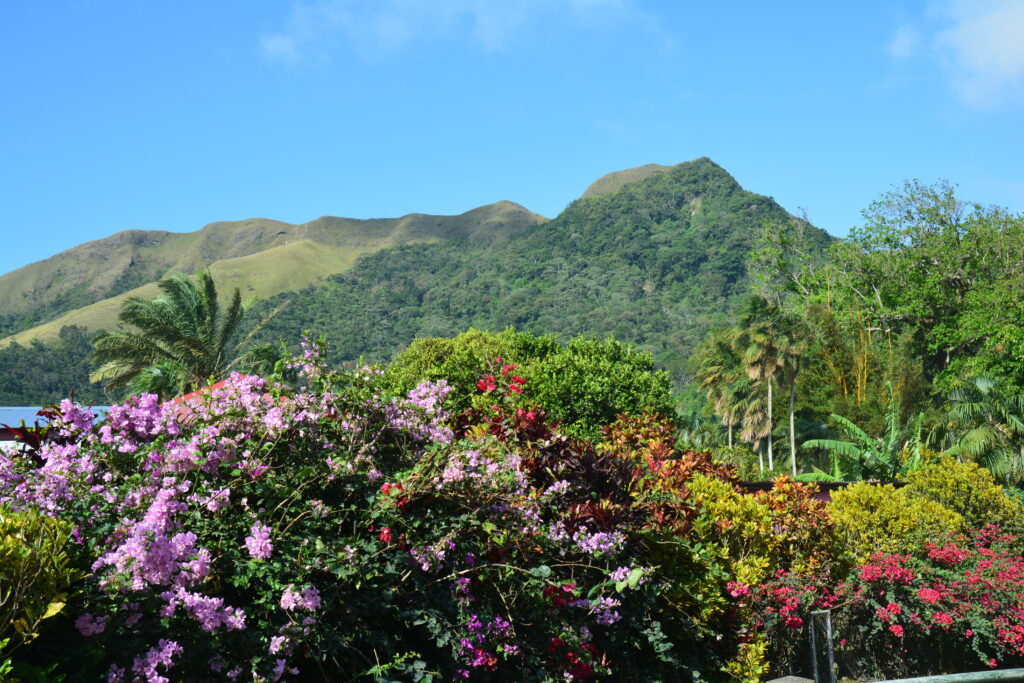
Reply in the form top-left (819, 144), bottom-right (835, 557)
top-left (3, 1), bottom-right (1024, 276)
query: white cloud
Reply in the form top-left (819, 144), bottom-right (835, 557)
top-left (890, 1), bottom-right (1024, 108)
top-left (887, 24), bottom-right (919, 59)
top-left (260, 0), bottom-right (655, 63)
top-left (937, 0), bottom-right (1024, 107)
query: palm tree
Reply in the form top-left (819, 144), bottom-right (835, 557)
top-left (733, 298), bottom-right (792, 472)
top-left (946, 377), bottom-right (1024, 485)
top-left (693, 327), bottom-right (747, 448)
top-left (90, 271), bottom-right (280, 398)
top-left (776, 314), bottom-right (806, 477)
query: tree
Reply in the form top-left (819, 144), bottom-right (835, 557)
top-left (383, 328), bottom-right (676, 440)
top-left (819, 180), bottom-right (1024, 391)
top-left (89, 272), bottom-right (279, 399)
top-left (693, 327), bottom-right (749, 449)
top-left (946, 377), bottom-right (1024, 486)
top-left (781, 316), bottom-right (806, 476)
top-left (733, 297), bottom-right (799, 472)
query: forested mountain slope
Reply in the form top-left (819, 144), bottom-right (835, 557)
top-left (252, 157), bottom-right (832, 390)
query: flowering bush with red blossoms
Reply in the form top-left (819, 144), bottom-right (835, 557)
top-left (751, 526), bottom-right (1024, 678)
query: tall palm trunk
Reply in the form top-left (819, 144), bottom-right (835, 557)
top-left (766, 378), bottom-right (774, 471)
top-left (789, 379), bottom-right (797, 476)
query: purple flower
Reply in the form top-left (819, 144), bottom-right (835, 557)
top-left (263, 407), bottom-right (287, 435)
top-left (593, 597), bottom-right (622, 625)
top-left (610, 566), bottom-right (631, 582)
top-left (280, 585), bottom-right (321, 612)
top-left (131, 639), bottom-right (183, 682)
top-left (245, 522), bottom-right (273, 560)
top-left (572, 528), bottom-right (626, 557)
top-left (75, 613), bottom-right (107, 636)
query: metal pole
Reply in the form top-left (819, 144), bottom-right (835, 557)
top-left (809, 609), bottom-right (835, 683)
top-left (809, 612), bottom-right (820, 683)
top-left (823, 610), bottom-right (836, 683)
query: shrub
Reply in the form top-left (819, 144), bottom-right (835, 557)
top-left (829, 482), bottom-right (964, 561)
top-left (708, 445), bottom-right (763, 481)
top-left (0, 506), bottom-right (77, 656)
top-left (527, 336), bottom-right (675, 439)
top-left (686, 473), bottom-right (777, 589)
top-left (902, 458), bottom-right (1024, 533)
top-left (751, 526), bottom-right (1024, 679)
top-left (383, 328), bottom-right (559, 411)
top-left (385, 329), bottom-right (675, 439)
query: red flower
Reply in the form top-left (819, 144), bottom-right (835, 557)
top-left (889, 624), bottom-right (904, 638)
top-left (508, 384), bottom-right (523, 395)
top-left (727, 581), bottom-right (750, 598)
top-left (477, 376), bottom-right (497, 392)
top-left (379, 527), bottom-right (392, 543)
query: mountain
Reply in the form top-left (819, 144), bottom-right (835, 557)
top-left (247, 157), bottom-right (833, 391)
top-left (0, 201), bottom-right (546, 343)
top-left (0, 157), bottom-right (832, 405)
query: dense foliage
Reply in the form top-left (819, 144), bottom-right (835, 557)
top-left (694, 180), bottom-right (1024, 482)
top-left (0, 505), bottom-right (77, 666)
top-left (383, 328), bottom-right (675, 439)
top-left (0, 326), bottom-right (106, 406)
top-left (3, 335), bottom-right (1024, 680)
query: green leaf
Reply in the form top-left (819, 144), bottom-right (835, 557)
top-left (627, 567), bottom-right (644, 588)
top-left (41, 601), bottom-right (65, 621)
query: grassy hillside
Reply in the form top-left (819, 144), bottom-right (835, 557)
top-left (0, 201), bottom-right (546, 342)
top-left (250, 157), bottom-right (833, 391)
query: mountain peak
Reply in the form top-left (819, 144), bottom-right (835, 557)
top-left (581, 164), bottom-right (671, 199)
top-left (580, 157), bottom-right (736, 200)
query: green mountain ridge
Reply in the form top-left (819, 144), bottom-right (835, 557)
top-left (0, 201), bottom-right (546, 342)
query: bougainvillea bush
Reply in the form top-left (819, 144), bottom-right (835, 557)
top-left (750, 522), bottom-right (1024, 679)
top-left (1, 337), bottom-right (802, 681)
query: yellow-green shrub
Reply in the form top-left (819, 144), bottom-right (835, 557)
top-left (828, 482), bottom-right (964, 561)
top-left (722, 635), bottom-right (769, 683)
top-left (687, 473), bottom-right (778, 588)
top-left (0, 507), bottom-right (77, 654)
top-left (901, 457), bottom-right (1024, 532)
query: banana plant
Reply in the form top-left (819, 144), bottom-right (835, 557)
top-left (799, 384), bottom-right (925, 481)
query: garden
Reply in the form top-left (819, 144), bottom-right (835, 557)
top-left (3, 331), bottom-right (1024, 682)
